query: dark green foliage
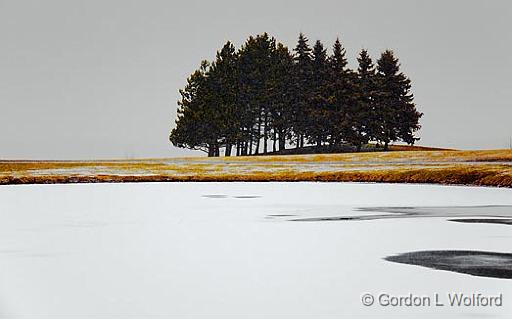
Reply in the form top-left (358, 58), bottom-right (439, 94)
top-left (237, 33), bottom-right (276, 155)
top-left (307, 40), bottom-right (330, 148)
top-left (209, 42), bottom-right (239, 156)
top-left (330, 38), bottom-right (347, 72)
top-left (170, 33), bottom-right (422, 156)
top-left (322, 38), bottom-right (368, 150)
top-left (354, 49), bottom-right (377, 149)
top-left (326, 38), bottom-right (354, 147)
top-left (374, 50), bottom-right (423, 150)
top-left (268, 43), bottom-right (295, 152)
top-left (170, 61), bottom-right (216, 154)
top-left (292, 33), bottom-right (313, 148)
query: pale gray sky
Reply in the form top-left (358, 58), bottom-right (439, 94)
top-left (0, 0), bottom-right (511, 159)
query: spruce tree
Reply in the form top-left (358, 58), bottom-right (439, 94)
top-left (327, 38), bottom-right (354, 148)
top-left (375, 50), bottom-right (422, 149)
top-left (268, 43), bottom-right (295, 152)
top-left (292, 33), bottom-right (313, 149)
top-left (238, 33), bottom-right (276, 155)
top-left (308, 40), bottom-right (330, 148)
top-left (208, 41), bottom-right (239, 156)
top-left (171, 34), bottom-right (422, 156)
top-left (352, 49), bottom-right (376, 149)
top-left (330, 38), bottom-right (347, 72)
top-left (170, 61), bottom-right (221, 156)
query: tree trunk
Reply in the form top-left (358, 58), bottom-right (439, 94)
top-left (249, 133), bottom-right (253, 155)
top-left (272, 130), bottom-right (277, 153)
top-left (225, 143), bottom-right (232, 157)
top-left (241, 141), bottom-right (247, 156)
top-left (255, 121), bottom-right (261, 155)
top-left (279, 129), bottom-right (286, 151)
top-left (263, 112), bottom-right (268, 154)
top-left (384, 141), bottom-right (389, 151)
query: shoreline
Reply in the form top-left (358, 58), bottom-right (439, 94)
top-left (1, 177), bottom-right (511, 189)
top-left (1, 149), bottom-right (511, 188)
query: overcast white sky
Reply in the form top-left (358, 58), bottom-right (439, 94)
top-left (0, 0), bottom-right (511, 159)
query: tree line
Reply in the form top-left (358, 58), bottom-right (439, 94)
top-left (170, 33), bottom-right (422, 157)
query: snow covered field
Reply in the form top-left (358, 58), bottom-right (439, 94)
top-left (0, 182), bottom-right (511, 318)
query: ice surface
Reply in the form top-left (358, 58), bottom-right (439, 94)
top-left (0, 182), bottom-right (511, 318)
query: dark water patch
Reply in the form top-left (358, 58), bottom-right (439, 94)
top-left (450, 218), bottom-right (512, 226)
top-left (291, 214), bottom-right (400, 222)
top-left (385, 250), bottom-right (512, 279)
top-left (357, 205), bottom-right (512, 218)
top-left (290, 205), bottom-right (512, 222)
top-left (201, 194), bottom-right (228, 199)
top-left (233, 195), bottom-right (262, 199)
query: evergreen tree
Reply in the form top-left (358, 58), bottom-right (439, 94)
top-left (307, 40), bottom-right (330, 147)
top-left (375, 50), bottom-right (422, 149)
top-left (292, 33), bottom-right (313, 148)
top-left (327, 38), bottom-right (354, 148)
top-left (357, 49), bottom-right (378, 143)
top-left (350, 49), bottom-right (376, 149)
top-left (357, 49), bottom-right (374, 77)
top-left (208, 41), bottom-right (239, 156)
top-left (238, 33), bottom-right (276, 155)
top-left (170, 61), bottom-right (221, 156)
top-left (268, 43), bottom-right (295, 152)
top-left (171, 34), bottom-right (422, 156)
top-left (330, 38), bottom-right (347, 72)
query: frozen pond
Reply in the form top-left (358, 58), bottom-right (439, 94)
top-left (0, 182), bottom-right (511, 318)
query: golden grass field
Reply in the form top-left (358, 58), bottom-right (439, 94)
top-left (1, 148), bottom-right (512, 187)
